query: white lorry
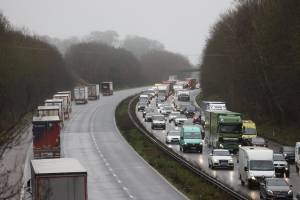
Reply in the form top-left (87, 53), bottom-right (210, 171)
top-left (53, 94), bottom-right (70, 119)
top-left (239, 146), bottom-right (275, 188)
top-left (296, 142), bottom-right (300, 173)
top-left (74, 86), bottom-right (88, 104)
top-left (29, 158), bottom-right (88, 200)
top-left (57, 91), bottom-right (72, 113)
top-left (87, 84), bottom-right (100, 100)
top-left (44, 99), bottom-right (64, 123)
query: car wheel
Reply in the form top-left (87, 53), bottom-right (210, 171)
top-left (208, 162), bottom-right (211, 168)
top-left (151, 126), bottom-right (154, 130)
top-left (296, 165), bottom-right (299, 173)
top-left (182, 147), bottom-right (186, 153)
top-left (230, 166), bottom-right (234, 170)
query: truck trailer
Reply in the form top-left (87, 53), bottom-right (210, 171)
top-left (87, 84), bottom-right (100, 100)
top-left (44, 99), bottom-right (64, 123)
top-left (32, 116), bottom-right (61, 159)
top-left (74, 86), bottom-right (88, 104)
top-left (30, 158), bottom-right (87, 200)
top-left (205, 110), bottom-right (242, 153)
top-left (53, 94), bottom-right (70, 119)
top-left (100, 82), bottom-right (113, 96)
top-left (56, 91), bottom-right (72, 113)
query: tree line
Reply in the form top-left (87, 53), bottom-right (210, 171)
top-left (200, 0), bottom-right (300, 128)
top-left (0, 13), bottom-right (192, 136)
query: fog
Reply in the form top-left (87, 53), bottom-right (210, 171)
top-left (0, 0), bottom-right (234, 64)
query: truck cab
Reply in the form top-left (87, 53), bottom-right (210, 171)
top-left (179, 126), bottom-right (203, 153)
top-left (239, 146), bottom-right (275, 189)
top-left (242, 120), bottom-right (257, 144)
top-left (206, 110), bottom-right (242, 153)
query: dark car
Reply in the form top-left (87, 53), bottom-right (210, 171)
top-left (192, 113), bottom-right (201, 125)
top-left (137, 101), bottom-right (148, 111)
top-left (259, 178), bottom-right (293, 200)
top-left (273, 154), bottom-right (289, 178)
top-left (250, 137), bottom-right (268, 147)
top-left (184, 105), bottom-right (197, 118)
top-left (280, 146), bottom-right (295, 163)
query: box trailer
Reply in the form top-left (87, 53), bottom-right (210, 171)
top-left (100, 82), bottom-right (113, 96)
top-left (44, 99), bottom-right (64, 123)
top-left (87, 84), bottom-right (100, 100)
top-left (53, 94), bottom-right (70, 119)
top-left (57, 91), bottom-right (72, 113)
top-left (30, 158), bottom-right (87, 200)
top-left (74, 86), bottom-right (88, 104)
top-left (32, 116), bottom-right (61, 159)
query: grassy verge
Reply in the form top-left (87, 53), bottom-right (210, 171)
top-left (115, 96), bottom-right (233, 200)
top-left (196, 93), bottom-right (299, 146)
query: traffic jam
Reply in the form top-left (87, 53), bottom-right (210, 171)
top-left (26, 82), bottom-right (114, 200)
top-left (136, 77), bottom-right (300, 200)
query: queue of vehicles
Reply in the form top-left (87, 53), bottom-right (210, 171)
top-left (27, 81), bottom-right (114, 199)
top-left (137, 79), bottom-right (300, 199)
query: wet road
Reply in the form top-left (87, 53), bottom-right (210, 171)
top-left (136, 89), bottom-right (300, 200)
top-left (61, 88), bottom-right (187, 200)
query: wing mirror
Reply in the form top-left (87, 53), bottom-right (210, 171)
top-left (244, 167), bottom-right (248, 171)
top-left (209, 153), bottom-right (213, 156)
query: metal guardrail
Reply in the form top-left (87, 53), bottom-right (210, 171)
top-left (127, 95), bottom-right (248, 200)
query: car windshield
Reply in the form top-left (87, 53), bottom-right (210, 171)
top-left (249, 160), bottom-right (274, 171)
top-left (184, 132), bottom-right (200, 139)
top-left (243, 128), bottom-right (257, 135)
top-left (171, 112), bottom-right (180, 116)
top-left (153, 115), bottom-right (165, 121)
top-left (214, 150), bottom-right (230, 156)
top-left (252, 138), bottom-right (265, 144)
top-left (178, 95), bottom-right (190, 102)
top-left (273, 154), bottom-right (285, 161)
top-left (187, 106), bottom-right (196, 111)
top-left (266, 179), bottom-right (288, 186)
top-left (168, 131), bottom-right (180, 136)
top-left (146, 108), bottom-right (154, 112)
top-left (219, 124), bottom-right (241, 134)
top-left (282, 146), bottom-right (294, 153)
top-left (164, 106), bottom-right (173, 111)
top-left (177, 115), bottom-right (187, 119)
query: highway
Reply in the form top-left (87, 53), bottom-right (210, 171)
top-left (61, 88), bottom-right (186, 200)
top-left (135, 89), bottom-right (300, 200)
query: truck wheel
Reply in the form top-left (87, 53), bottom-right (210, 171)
top-left (240, 175), bottom-right (245, 185)
top-left (285, 171), bottom-right (290, 178)
top-left (182, 147), bottom-right (186, 153)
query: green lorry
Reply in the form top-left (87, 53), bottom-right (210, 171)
top-left (179, 125), bottom-right (203, 153)
top-left (205, 110), bottom-right (242, 153)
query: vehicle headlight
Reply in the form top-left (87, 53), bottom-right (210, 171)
top-left (285, 167), bottom-right (289, 171)
top-left (229, 159), bottom-right (233, 163)
top-left (219, 144), bottom-right (224, 148)
top-left (213, 159), bottom-right (218, 163)
top-left (284, 153), bottom-right (287, 157)
top-left (288, 190), bottom-right (293, 195)
top-left (267, 189), bottom-right (273, 195)
top-left (250, 176), bottom-right (256, 180)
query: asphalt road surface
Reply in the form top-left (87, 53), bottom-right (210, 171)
top-left (61, 88), bottom-right (186, 200)
top-left (136, 89), bottom-right (300, 200)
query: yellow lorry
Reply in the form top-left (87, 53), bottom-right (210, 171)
top-left (242, 120), bottom-right (257, 141)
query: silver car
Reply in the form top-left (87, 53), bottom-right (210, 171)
top-left (208, 149), bottom-right (234, 169)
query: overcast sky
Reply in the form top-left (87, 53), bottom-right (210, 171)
top-left (0, 0), bottom-right (234, 65)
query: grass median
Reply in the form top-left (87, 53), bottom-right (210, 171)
top-left (115, 96), bottom-right (233, 200)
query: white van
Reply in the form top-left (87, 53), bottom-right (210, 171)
top-left (239, 146), bottom-right (275, 188)
top-left (296, 142), bottom-right (300, 173)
